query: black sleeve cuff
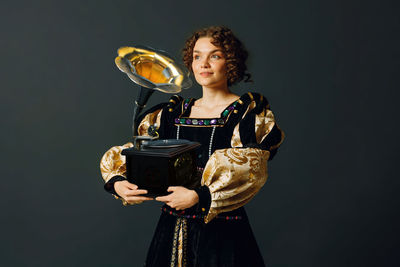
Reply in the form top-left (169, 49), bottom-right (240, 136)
top-left (104, 176), bottom-right (127, 197)
top-left (194, 185), bottom-right (211, 214)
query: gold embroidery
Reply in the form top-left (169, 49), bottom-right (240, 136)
top-left (170, 218), bottom-right (187, 267)
top-left (99, 142), bottom-right (133, 183)
top-left (201, 148), bottom-right (270, 223)
top-left (225, 148), bottom-right (248, 165)
top-left (170, 218), bottom-right (180, 267)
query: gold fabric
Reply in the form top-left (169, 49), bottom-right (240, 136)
top-left (204, 101), bottom-right (284, 223)
top-left (170, 217), bottom-right (187, 267)
top-left (100, 108), bottom-right (164, 205)
top-left (100, 142), bottom-right (133, 183)
top-left (255, 108), bottom-right (276, 144)
top-left (201, 148), bottom-right (270, 223)
top-left (232, 104), bottom-right (281, 148)
top-left (100, 143), bottom-right (147, 205)
top-left (137, 108), bottom-right (163, 136)
top-left (271, 124), bottom-right (285, 151)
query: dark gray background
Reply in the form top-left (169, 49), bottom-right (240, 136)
top-left (1, 0), bottom-right (399, 266)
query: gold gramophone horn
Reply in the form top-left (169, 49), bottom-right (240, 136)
top-left (115, 46), bottom-right (192, 93)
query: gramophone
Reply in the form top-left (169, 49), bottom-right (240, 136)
top-left (115, 46), bottom-right (200, 197)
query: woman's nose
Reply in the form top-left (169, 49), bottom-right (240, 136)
top-left (200, 57), bottom-right (210, 68)
top-left (200, 58), bottom-right (210, 68)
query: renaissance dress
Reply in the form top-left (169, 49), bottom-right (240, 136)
top-left (100, 92), bottom-right (284, 267)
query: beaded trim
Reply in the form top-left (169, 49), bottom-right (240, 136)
top-left (162, 207), bottom-right (242, 220)
top-left (176, 125), bottom-right (180, 140)
top-left (209, 126), bottom-right (216, 158)
top-left (174, 98), bottom-right (241, 127)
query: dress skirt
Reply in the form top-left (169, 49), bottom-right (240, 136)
top-left (144, 206), bottom-right (266, 267)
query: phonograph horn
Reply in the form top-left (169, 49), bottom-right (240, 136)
top-left (115, 46), bottom-right (200, 196)
top-left (115, 45), bottom-right (192, 138)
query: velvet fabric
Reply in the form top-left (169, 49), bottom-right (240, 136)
top-left (145, 207), bottom-right (265, 267)
top-left (100, 92), bottom-right (284, 266)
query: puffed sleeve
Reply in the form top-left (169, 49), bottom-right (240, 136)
top-left (99, 106), bottom-right (164, 197)
top-left (201, 92), bottom-right (285, 223)
top-left (100, 142), bottom-right (133, 183)
top-left (100, 142), bottom-right (133, 196)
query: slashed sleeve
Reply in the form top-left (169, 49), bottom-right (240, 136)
top-left (99, 106), bottom-right (164, 197)
top-left (201, 93), bottom-right (285, 223)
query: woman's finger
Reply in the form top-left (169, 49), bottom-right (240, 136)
top-left (167, 186), bottom-right (178, 192)
top-left (119, 180), bottom-right (138, 190)
top-left (125, 189), bottom-right (148, 196)
top-left (126, 196), bottom-right (153, 202)
top-left (156, 194), bottom-right (172, 202)
top-left (126, 183), bottom-right (138, 190)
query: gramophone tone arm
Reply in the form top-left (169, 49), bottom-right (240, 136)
top-left (137, 108), bottom-right (163, 136)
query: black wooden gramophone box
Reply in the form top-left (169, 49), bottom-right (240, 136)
top-left (121, 140), bottom-right (201, 197)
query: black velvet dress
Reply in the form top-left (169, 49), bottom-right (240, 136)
top-left (101, 92), bottom-right (284, 267)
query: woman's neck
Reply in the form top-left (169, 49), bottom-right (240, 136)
top-left (198, 86), bottom-right (238, 107)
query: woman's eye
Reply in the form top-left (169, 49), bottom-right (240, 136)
top-left (193, 55), bottom-right (200, 60)
top-left (211, 54), bottom-right (221, 59)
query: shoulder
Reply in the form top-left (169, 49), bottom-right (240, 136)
top-left (165, 95), bottom-right (184, 112)
top-left (136, 95), bottom-right (184, 122)
top-left (237, 92), bottom-right (270, 115)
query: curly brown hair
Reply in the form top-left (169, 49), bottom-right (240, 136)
top-left (182, 26), bottom-right (252, 86)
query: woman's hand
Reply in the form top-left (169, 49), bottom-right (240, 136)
top-left (155, 186), bottom-right (199, 210)
top-left (114, 180), bottom-right (153, 204)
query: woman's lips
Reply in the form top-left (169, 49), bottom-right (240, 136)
top-left (200, 72), bottom-right (213, 77)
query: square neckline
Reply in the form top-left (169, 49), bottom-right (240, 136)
top-left (186, 97), bottom-right (241, 119)
top-left (173, 95), bottom-right (244, 127)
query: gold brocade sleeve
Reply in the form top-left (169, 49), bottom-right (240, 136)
top-left (100, 108), bottom-right (163, 183)
top-left (231, 104), bottom-right (280, 148)
top-left (202, 97), bottom-right (284, 223)
top-left (201, 148), bottom-right (270, 223)
top-left (100, 142), bottom-right (133, 183)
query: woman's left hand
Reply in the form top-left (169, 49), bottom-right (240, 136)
top-left (156, 186), bottom-right (199, 210)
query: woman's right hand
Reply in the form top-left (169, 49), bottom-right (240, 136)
top-left (114, 180), bottom-right (153, 204)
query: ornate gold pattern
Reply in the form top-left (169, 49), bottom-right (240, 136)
top-left (170, 217), bottom-right (187, 267)
top-left (100, 142), bottom-right (145, 205)
top-left (201, 148), bottom-right (270, 223)
top-left (100, 142), bottom-right (133, 183)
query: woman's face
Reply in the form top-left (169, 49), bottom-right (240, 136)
top-left (191, 37), bottom-right (228, 88)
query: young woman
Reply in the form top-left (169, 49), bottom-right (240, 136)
top-left (100, 26), bottom-right (284, 267)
